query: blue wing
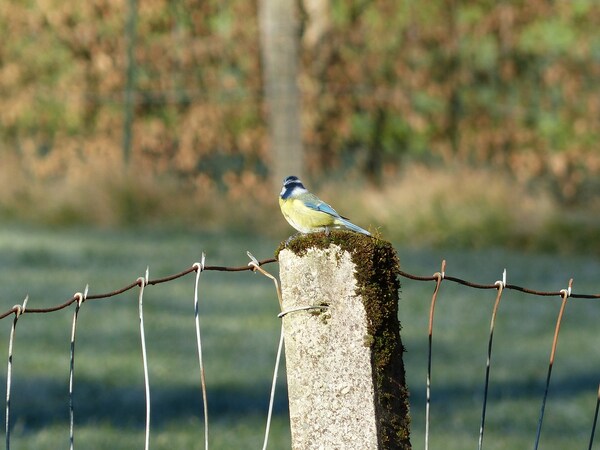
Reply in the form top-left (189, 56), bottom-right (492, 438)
top-left (303, 196), bottom-right (341, 218)
top-left (298, 193), bottom-right (371, 235)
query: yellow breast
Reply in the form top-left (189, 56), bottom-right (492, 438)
top-left (279, 197), bottom-right (335, 233)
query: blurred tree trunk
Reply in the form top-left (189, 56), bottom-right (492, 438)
top-left (366, 107), bottom-right (386, 187)
top-left (123, 0), bottom-right (138, 166)
top-left (259, 0), bottom-right (304, 189)
top-left (301, 0), bottom-right (334, 174)
top-left (302, 0), bottom-right (330, 49)
top-left (444, 0), bottom-right (461, 158)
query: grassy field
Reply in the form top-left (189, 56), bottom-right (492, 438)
top-left (0, 226), bottom-right (598, 449)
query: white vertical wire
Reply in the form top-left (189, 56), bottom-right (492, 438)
top-left (68, 303), bottom-right (80, 450)
top-left (69, 287), bottom-right (87, 450)
top-left (138, 269), bottom-right (151, 450)
top-left (262, 322), bottom-right (285, 450)
top-left (193, 255), bottom-right (209, 450)
top-left (5, 297), bottom-right (27, 450)
top-left (5, 312), bottom-right (20, 450)
top-left (246, 252), bottom-right (285, 450)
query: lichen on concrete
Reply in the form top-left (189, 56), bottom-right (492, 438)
top-left (277, 230), bottom-right (411, 449)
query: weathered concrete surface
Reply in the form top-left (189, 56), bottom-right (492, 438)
top-left (280, 245), bottom-right (378, 449)
top-left (278, 234), bottom-right (410, 450)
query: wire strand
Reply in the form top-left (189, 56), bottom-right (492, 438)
top-left (533, 284), bottom-right (571, 450)
top-left (5, 298), bottom-right (26, 450)
top-left (69, 291), bottom-right (86, 450)
top-left (478, 282), bottom-right (505, 450)
top-left (193, 258), bottom-right (209, 450)
top-left (425, 261), bottom-right (445, 450)
top-left (263, 323), bottom-right (285, 450)
top-left (138, 271), bottom-right (151, 450)
top-left (0, 258), bottom-right (278, 320)
top-left (589, 383), bottom-right (600, 450)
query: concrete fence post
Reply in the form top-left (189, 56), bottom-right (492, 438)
top-left (277, 231), bottom-right (411, 450)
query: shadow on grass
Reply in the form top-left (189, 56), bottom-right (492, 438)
top-left (410, 370), bottom-right (599, 406)
top-left (409, 370), bottom-right (599, 440)
top-left (3, 368), bottom-right (596, 431)
top-left (3, 376), bottom-right (289, 430)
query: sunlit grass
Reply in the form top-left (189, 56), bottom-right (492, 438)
top-left (0, 227), bottom-right (598, 448)
top-left (399, 246), bottom-right (600, 450)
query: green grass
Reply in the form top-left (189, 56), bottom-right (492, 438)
top-left (399, 247), bottom-right (600, 450)
top-left (0, 226), bottom-right (598, 449)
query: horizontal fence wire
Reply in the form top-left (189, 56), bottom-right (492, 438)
top-left (1, 256), bottom-right (279, 450)
top-left (398, 268), bottom-right (600, 299)
top-left (402, 259), bottom-right (598, 450)
top-left (1, 256), bottom-right (597, 322)
top-left (0, 258), bottom-right (279, 321)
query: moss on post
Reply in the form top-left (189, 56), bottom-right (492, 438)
top-left (276, 231), bottom-right (411, 449)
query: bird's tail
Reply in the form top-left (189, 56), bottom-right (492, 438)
top-left (336, 217), bottom-right (371, 236)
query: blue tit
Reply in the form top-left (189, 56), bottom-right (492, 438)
top-left (279, 175), bottom-right (371, 236)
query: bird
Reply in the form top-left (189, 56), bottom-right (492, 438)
top-left (279, 175), bottom-right (371, 236)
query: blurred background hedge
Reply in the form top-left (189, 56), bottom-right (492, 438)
top-left (0, 0), bottom-right (599, 249)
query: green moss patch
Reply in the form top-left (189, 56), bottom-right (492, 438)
top-left (277, 230), bottom-right (412, 449)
